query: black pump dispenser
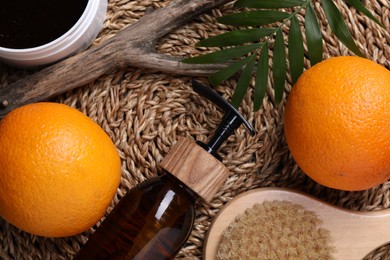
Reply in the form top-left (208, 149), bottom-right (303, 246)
top-left (74, 81), bottom-right (254, 260)
top-left (192, 80), bottom-right (255, 160)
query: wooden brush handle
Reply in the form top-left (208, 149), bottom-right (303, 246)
top-left (204, 188), bottom-right (390, 260)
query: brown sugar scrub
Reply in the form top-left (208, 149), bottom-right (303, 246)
top-left (216, 201), bottom-right (335, 260)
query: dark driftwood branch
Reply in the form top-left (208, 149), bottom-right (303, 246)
top-left (0, 0), bottom-right (230, 118)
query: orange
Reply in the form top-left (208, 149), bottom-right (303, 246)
top-left (0, 102), bottom-right (121, 237)
top-left (284, 56), bottom-right (390, 191)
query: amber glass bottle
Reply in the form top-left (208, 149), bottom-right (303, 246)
top-left (74, 81), bottom-right (254, 259)
top-left (74, 174), bottom-right (196, 259)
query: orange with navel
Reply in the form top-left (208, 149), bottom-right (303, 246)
top-left (0, 102), bottom-right (121, 237)
top-left (284, 56), bottom-right (390, 191)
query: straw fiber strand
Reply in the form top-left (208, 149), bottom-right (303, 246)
top-left (0, 0), bottom-right (389, 259)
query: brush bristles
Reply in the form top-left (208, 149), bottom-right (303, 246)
top-left (216, 201), bottom-right (335, 260)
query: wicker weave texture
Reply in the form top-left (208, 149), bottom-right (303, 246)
top-left (0, 0), bottom-right (389, 259)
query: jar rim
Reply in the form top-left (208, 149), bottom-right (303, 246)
top-left (0, 0), bottom-right (98, 54)
top-left (0, 0), bottom-right (107, 67)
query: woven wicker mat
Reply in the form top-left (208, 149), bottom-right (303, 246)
top-left (0, 0), bottom-right (389, 259)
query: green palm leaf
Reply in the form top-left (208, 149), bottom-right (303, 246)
top-left (235, 0), bottom-right (305, 9)
top-left (345, 0), bottom-right (382, 27)
top-left (209, 55), bottom-right (255, 86)
top-left (254, 45), bottom-right (269, 111)
top-left (289, 15), bottom-right (304, 84)
top-left (231, 54), bottom-right (256, 108)
top-left (305, 3), bottom-right (323, 66)
top-left (217, 10), bottom-right (290, 26)
top-left (273, 30), bottom-right (287, 104)
top-left (181, 0), bottom-right (378, 110)
top-left (322, 0), bottom-right (365, 57)
top-left (182, 43), bottom-right (260, 64)
top-left (197, 28), bottom-right (274, 47)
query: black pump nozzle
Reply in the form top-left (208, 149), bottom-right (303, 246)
top-left (192, 80), bottom-right (255, 160)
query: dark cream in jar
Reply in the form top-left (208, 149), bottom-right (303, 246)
top-left (0, 0), bottom-right (107, 68)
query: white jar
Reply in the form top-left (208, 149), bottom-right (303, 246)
top-left (0, 0), bottom-right (107, 68)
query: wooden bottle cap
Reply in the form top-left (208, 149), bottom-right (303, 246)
top-left (160, 138), bottom-right (229, 202)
